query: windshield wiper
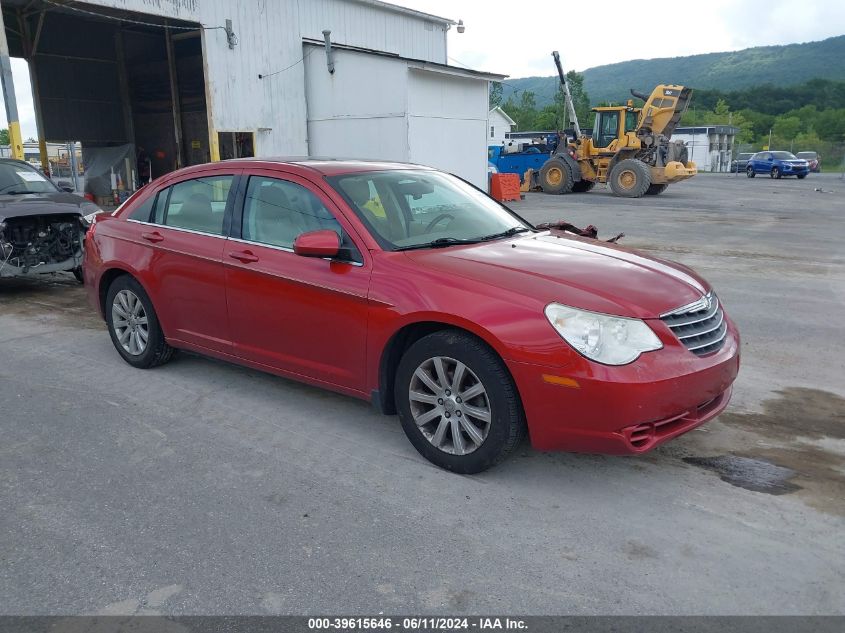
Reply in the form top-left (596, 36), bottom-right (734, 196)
top-left (477, 226), bottom-right (533, 242)
top-left (395, 237), bottom-right (483, 251)
top-left (1, 190), bottom-right (33, 195)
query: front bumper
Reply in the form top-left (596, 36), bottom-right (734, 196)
top-left (782, 165), bottom-right (809, 175)
top-left (0, 254), bottom-right (81, 278)
top-left (507, 317), bottom-right (740, 454)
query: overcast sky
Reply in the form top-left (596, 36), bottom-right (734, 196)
top-left (2, 0), bottom-right (844, 138)
top-left (399, 0), bottom-right (845, 77)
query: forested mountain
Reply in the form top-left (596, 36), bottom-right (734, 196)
top-left (503, 35), bottom-right (845, 107)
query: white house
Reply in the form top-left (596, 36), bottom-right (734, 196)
top-left (1, 0), bottom-right (504, 189)
top-left (672, 125), bottom-right (740, 172)
top-left (488, 107), bottom-right (516, 145)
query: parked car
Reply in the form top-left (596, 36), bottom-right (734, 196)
top-left (796, 151), bottom-right (821, 172)
top-left (746, 151), bottom-right (810, 179)
top-left (729, 153), bottom-right (754, 173)
top-left (84, 159), bottom-right (740, 473)
top-left (0, 158), bottom-right (101, 281)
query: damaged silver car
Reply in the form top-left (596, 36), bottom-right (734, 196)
top-left (0, 159), bottom-right (102, 282)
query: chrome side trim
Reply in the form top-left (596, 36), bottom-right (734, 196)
top-left (126, 218), bottom-right (227, 240)
top-left (228, 237), bottom-right (365, 267)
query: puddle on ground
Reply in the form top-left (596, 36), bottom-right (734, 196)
top-left (680, 388), bottom-right (845, 516)
top-left (683, 455), bottom-right (801, 495)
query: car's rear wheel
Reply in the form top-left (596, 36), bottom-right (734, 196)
top-left (106, 275), bottom-right (175, 369)
top-left (72, 267), bottom-right (84, 283)
top-left (746, 166), bottom-right (755, 178)
top-left (394, 330), bottom-right (525, 473)
top-left (771, 167), bottom-right (781, 179)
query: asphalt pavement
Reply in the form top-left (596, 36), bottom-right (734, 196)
top-left (1, 172), bottom-right (843, 615)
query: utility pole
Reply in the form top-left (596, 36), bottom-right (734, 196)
top-left (0, 8), bottom-right (24, 160)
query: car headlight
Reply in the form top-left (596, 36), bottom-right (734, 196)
top-left (544, 303), bottom-right (663, 365)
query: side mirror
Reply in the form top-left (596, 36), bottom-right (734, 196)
top-left (60, 185), bottom-right (74, 193)
top-left (293, 229), bottom-right (340, 258)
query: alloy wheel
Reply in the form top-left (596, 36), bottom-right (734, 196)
top-left (408, 356), bottom-right (491, 455)
top-left (111, 289), bottom-right (149, 356)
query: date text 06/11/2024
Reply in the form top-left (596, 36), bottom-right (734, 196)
top-left (307, 617), bottom-right (528, 630)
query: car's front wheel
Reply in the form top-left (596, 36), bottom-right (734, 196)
top-left (746, 166), bottom-right (755, 178)
top-left (106, 275), bottom-right (175, 369)
top-left (771, 167), bottom-right (781, 179)
top-left (797, 173), bottom-right (807, 179)
top-left (395, 330), bottom-right (525, 473)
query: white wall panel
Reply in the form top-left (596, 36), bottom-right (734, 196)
top-left (408, 70), bottom-right (489, 188)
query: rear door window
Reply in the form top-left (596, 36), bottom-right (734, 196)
top-left (155, 175), bottom-right (234, 235)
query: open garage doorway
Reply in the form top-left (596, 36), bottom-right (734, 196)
top-left (1, 0), bottom-right (211, 202)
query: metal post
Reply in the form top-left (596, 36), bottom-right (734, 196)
top-left (0, 7), bottom-right (24, 160)
top-left (68, 141), bottom-right (79, 191)
top-left (165, 26), bottom-right (183, 169)
top-left (19, 10), bottom-right (49, 173)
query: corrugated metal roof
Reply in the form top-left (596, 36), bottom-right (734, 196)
top-left (348, 0), bottom-right (455, 25)
top-left (303, 38), bottom-right (507, 80)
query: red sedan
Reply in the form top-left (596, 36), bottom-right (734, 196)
top-left (84, 159), bottom-right (739, 473)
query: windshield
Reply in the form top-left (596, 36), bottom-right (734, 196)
top-left (327, 170), bottom-right (531, 250)
top-left (0, 161), bottom-right (59, 194)
top-left (772, 151), bottom-right (798, 160)
top-left (738, 153), bottom-right (753, 159)
top-left (796, 152), bottom-right (817, 159)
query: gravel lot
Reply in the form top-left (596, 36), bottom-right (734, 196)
top-left (1, 172), bottom-right (844, 615)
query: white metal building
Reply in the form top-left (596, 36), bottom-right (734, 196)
top-left (0, 0), bottom-right (504, 189)
top-left (488, 106), bottom-right (515, 145)
top-left (673, 125), bottom-right (740, 173)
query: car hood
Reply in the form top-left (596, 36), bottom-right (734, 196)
top-left (404, 232), bottom-right (710, 319)
top-left (0, 191), bottom-right (91, 222)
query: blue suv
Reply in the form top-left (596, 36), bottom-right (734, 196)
top-left (746, 151), bottom-right (810, 179)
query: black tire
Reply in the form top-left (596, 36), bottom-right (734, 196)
top-left (746, 166), bottom-right (755, 178)
top-left (609, 159), bottom-right (651, 197)
top-left (797, 174), bottom-right (807, 179)
top-left (105, 275), bottom-right (175, 369)
top-left (394, 330), bottom-right (526, 474)
top-left (571, 180), bottom-right (595, 193)
top-left (72, 266), bottom-right (84, 283)
top-left (539, 158), bottom-right (575, 194)
top-left (771, 167), bottom-right (781, 179)
top-left (645, 183), bottom-right (668, 195)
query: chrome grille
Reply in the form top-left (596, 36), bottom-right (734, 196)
top-left (660, 292), bottom-right (727, 357)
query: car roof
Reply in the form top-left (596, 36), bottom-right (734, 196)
top-left (210, 157), bottom-right (436, 177)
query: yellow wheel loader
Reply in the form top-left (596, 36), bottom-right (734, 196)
top-left (539, 51), bottom-right (697, 198)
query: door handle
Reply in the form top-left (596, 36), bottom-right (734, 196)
top-left (228, 250), bottom-right (259, 263)
top-left (141, 231), bottom-right (164, 243)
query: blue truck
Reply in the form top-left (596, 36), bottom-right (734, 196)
top-left (488, 134), bottom-right (563, 183)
